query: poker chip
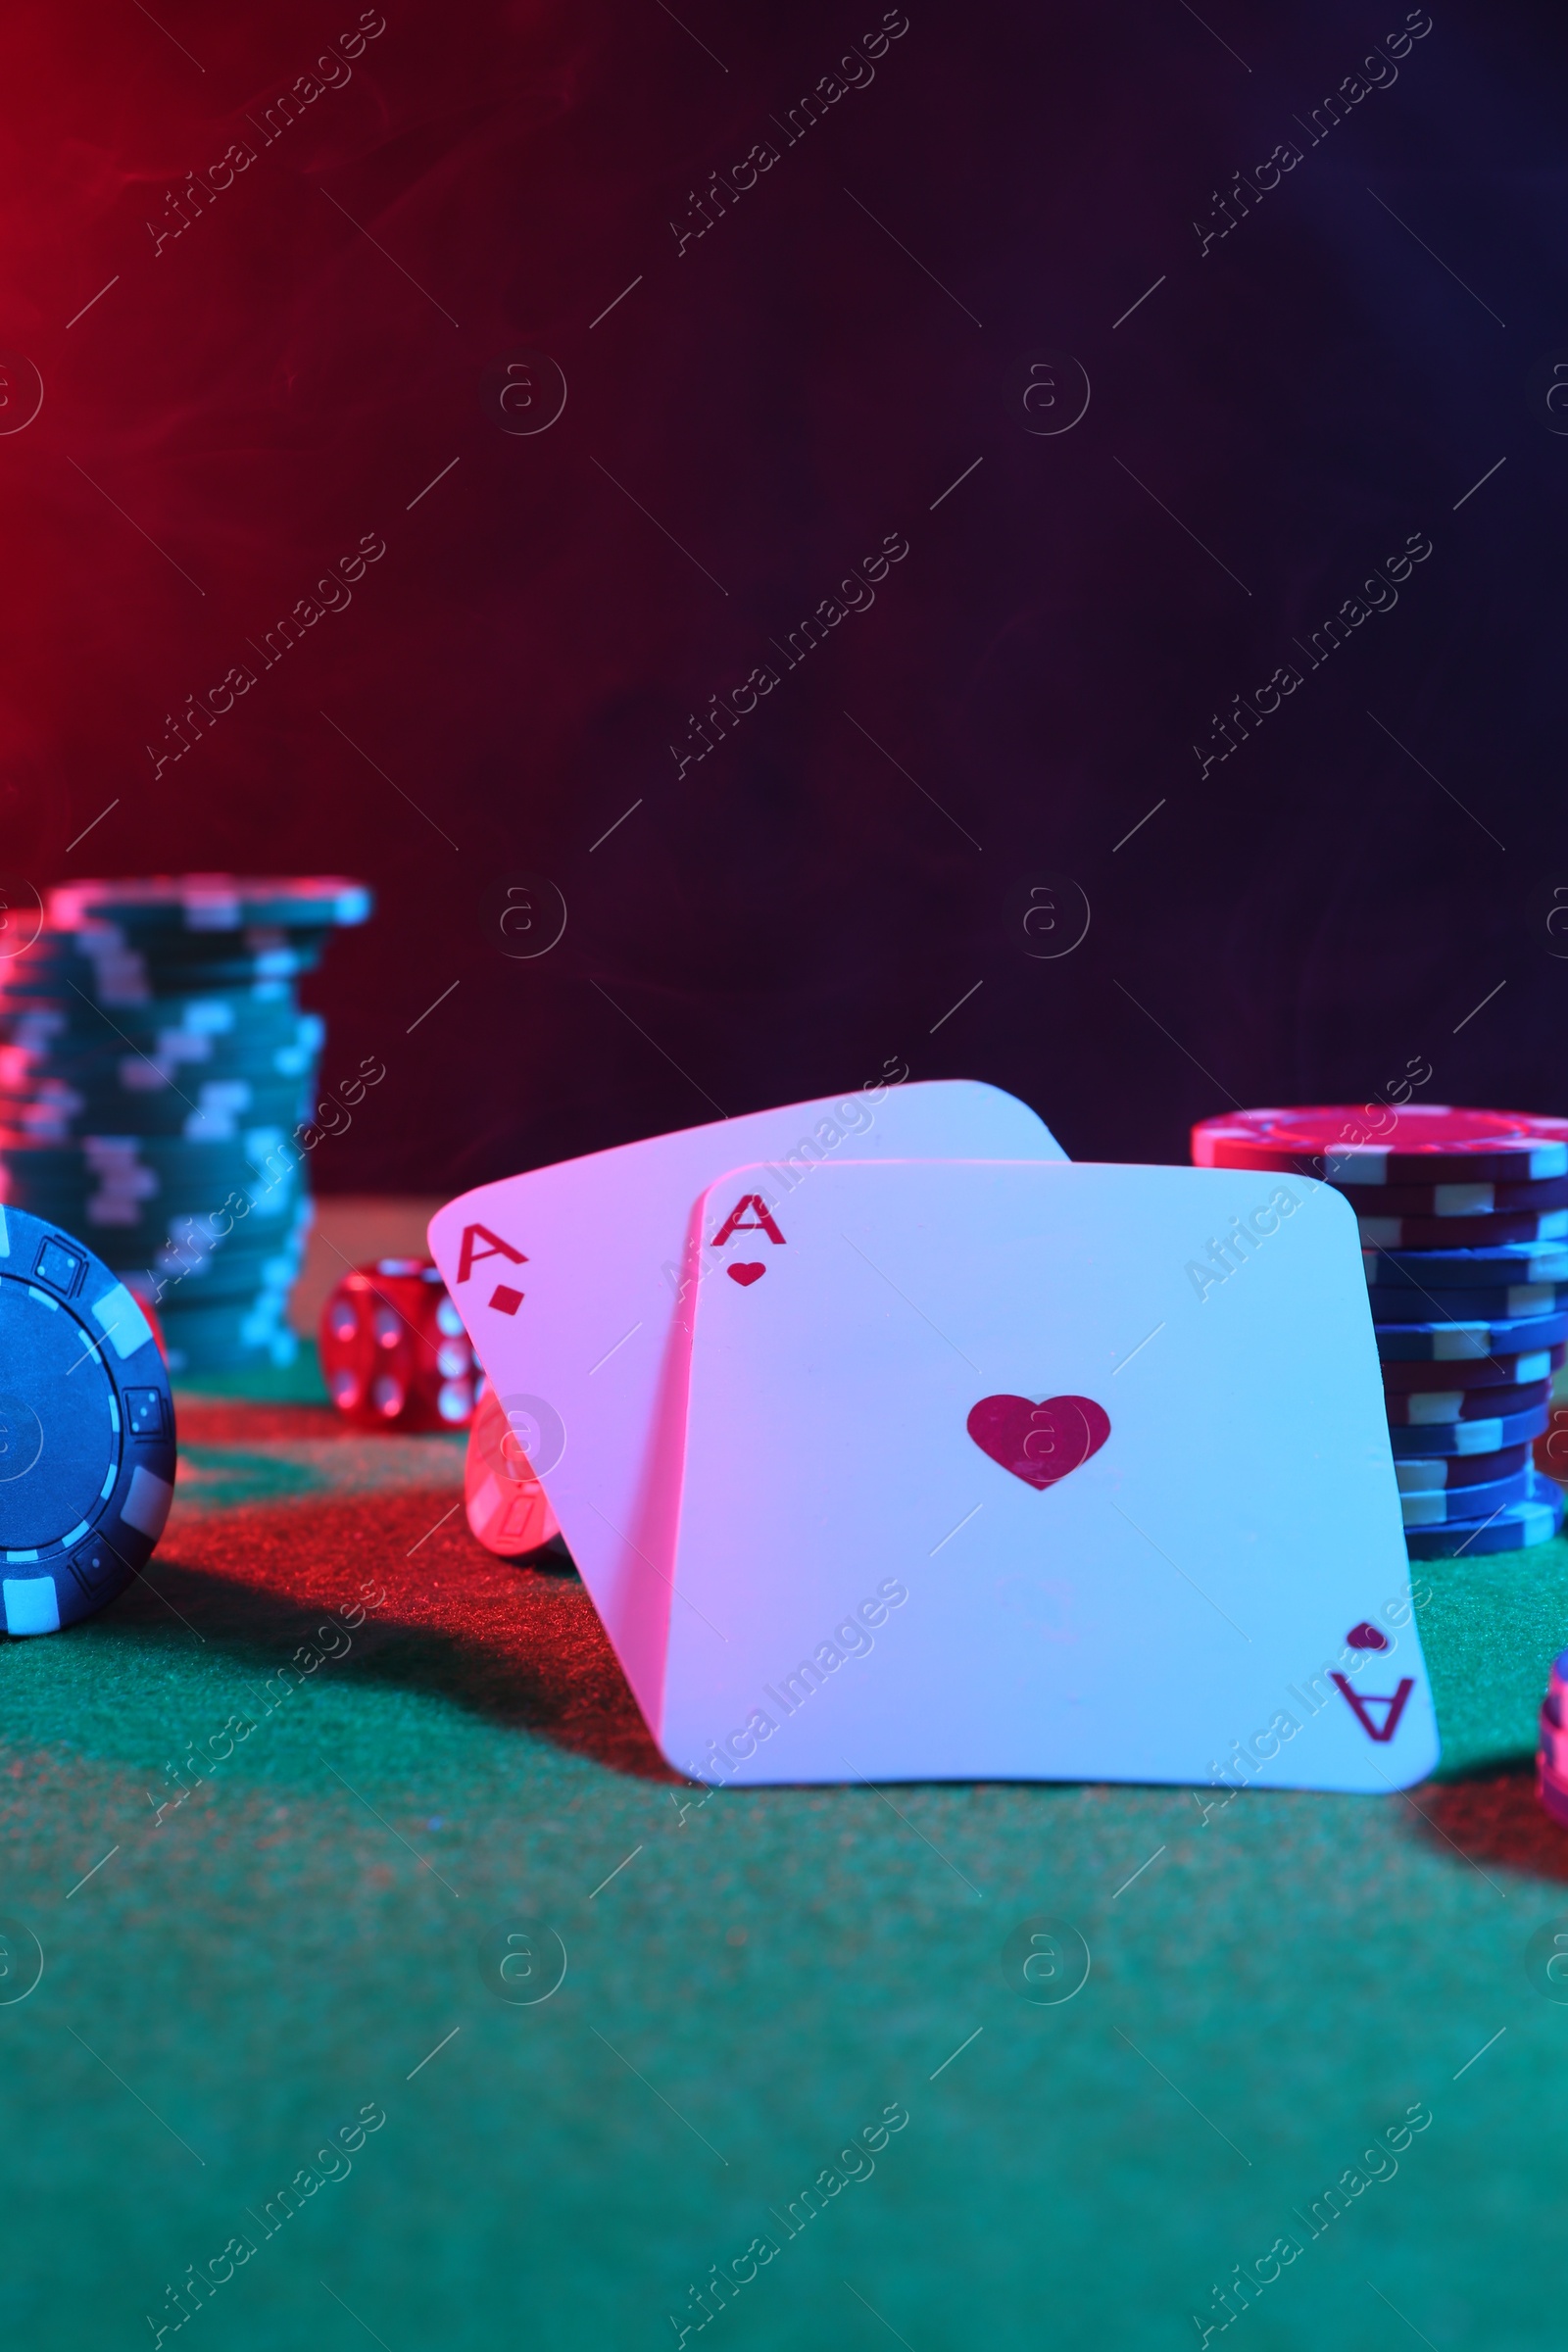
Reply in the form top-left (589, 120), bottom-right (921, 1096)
top-left (1537, 1656), bottom-right (1568, 1824)
top-left (0, 1134), bottom-right (305, 1218)
top-left (1395, 1442), bottom-right (1531, 1492)
top-left (1378, 1283), bottom-right (1568, 1322)
top-left (1363, 1240), bottom-right (1568, 1291)
top-left (0, 878), bottom-right (368, 1372)
top-left (0, 1011), bottom-right (322, 1143)
top-left (1384, 1377), bottom-right (1551, 1428)
top-left (1400, 1464), bottom-right (1533, 1526)
top-left (1195, 1100), bottom-right (1568, 1559)
top-left (149, 1296), bottom-right (299, 1372)
top-left (1337, 1174), bottom-right (1568, 1218)
top-left (0, 1200), bottom-right (176, 1633)
top-left (1540, 1769), bottom-right (1568, 1828)
top-left (49, 875), bottom-right (370, 934)
top-left (1403, 1468), bottom-right (1565, 1557)
top-left (1374, 1308), bottom-right (1568, 1361)
top-left (1357, 1207), bottom-right (1568, 1250)
top-left (1388, 1402), bottom-right (1548, 1457)
top-left (1538, 1403), bottom-right (1568, 1478)
top-left (1, 928), bottom-right (337, 1008)
top-left (1192, 1105), bottom-right (1568, 1184)
top-left (464, 1385), bottom-right (562, 1557)
top-left (1382, 1344), bottom-right (1563, 1394)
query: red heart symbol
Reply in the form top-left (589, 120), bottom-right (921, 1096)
top-left (727, 1262), bottom-right (765, 1286)
top-left (966, 1394), bottom-right (1110, 1490)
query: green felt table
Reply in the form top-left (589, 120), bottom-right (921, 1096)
top-left (6, 1335), bottom-right (1568, 2352)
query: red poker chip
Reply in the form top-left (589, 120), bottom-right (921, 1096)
top-left (1355, 1207), bottom-right (1568, 1250)
top-left (1538, 1407), bottom-right (1568, 1485)
top-left (1396, 1441), bottom-right (1531, 1490)
top-left (122, 1276), bottom-right (170, 1365)
top-left (1336, 1173), bottom-right (1568, 1217)
top-left (464, 1385), bottom-right (561, 1559)
top-left (1383, 1343), bottom-right (1565, 1394)
top-left (1539, 1768), bottom-right (1568, 1829)
top-left (1192, 1105), bottom-right (1568, 1185)
top-left (1384, 1376), bottom-right (1551, 1428)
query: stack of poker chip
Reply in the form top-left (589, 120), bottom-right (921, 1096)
top-left (1193, 1105), bottom-right (1568, 1559)
top-left (0, 875), bottom-right (370, 1373)
top-left (1539, 1651), bottom-right (1568, 1828)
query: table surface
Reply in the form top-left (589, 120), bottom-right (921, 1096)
top-left (7, 1285), bottom-right (1568, 2351)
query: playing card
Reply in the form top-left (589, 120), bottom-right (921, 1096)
top-left (662, 1158), bottom-right (1437, 1790)
top-left (426, 1084), bottom-right (1066, 1725)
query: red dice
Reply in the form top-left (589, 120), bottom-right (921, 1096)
top-left (319, 1257), bottom-right (479, 1430)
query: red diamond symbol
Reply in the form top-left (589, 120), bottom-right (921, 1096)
top-left (489, 1284), bottom-right (523, 1316)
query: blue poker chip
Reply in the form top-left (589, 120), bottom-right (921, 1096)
top-left (1388, 1401), bottom-right (1549, 1457)
top-left (1400, 1464), bottom-right (1534, 1527)
top-left (1384, 1376), bottom-right (1550, 1428)
top-left (1375, 1308), bottom-right (1568, 1361)
top-left (1395, 1442), bottom-right (1531, 1493)
top-left (1376, 1282), bottom-right (1568, 1322)
top-left (50, 874), bottom-right (371, 933)
top-left (0, 1202), bottom-right (176, 1635)
top-left (1383, 1342), bottom-right (1564, 1394)
top-left (1403, 1468), bottom-right (1565, 1557)
top-left (1364, 1240), bottom-right (1568, 1290)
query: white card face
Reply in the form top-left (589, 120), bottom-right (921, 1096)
top-left (662, 1159), bottom-right (1437, 1791)
top-left (426, 1085), bottom-right (1065, 1726)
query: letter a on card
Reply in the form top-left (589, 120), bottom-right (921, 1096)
top-left (455, 1223), bottom-right (526, 1284)
top-left (710, 1194), bottom-right (786, 1247)
top-left (1330, 1672), bottom-right (1415, 1742)
top-left (454, 1223), bottom-right (528, 1315)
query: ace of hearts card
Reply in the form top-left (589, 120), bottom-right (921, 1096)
top-left (660, 1158), bottom-right (1437, 1789)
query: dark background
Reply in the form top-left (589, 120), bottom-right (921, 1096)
top-left (5, 0), bottom-right (1564, 1192)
